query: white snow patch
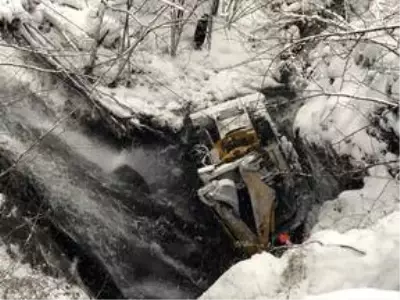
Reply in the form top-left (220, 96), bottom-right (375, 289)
top-left (0, 194), bottom-right (5, 210)
top-left (0, 0), bottom-right (44, 23)
top-left (312, 176), bottom-right (399, 233)
top-left (200, 211), bottom-right (400, 299)
top-left (294, 97), bottom-right (381, 161)
top-left (12, 0), bottom-right (289, 129)
top-left (380, 110), bottom-right (400, 138)
top-left (41, 0), bottom-right (121, 50)
top-left (0, 243), bottom-right (88, 299)
top-left (294, 38), bottom-right (399, 166)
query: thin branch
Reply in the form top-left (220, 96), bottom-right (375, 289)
top-left (0, 63), bottom-right (64, 73)
top-left (0, 107), bottom-right (80, 179)
top-left (299, 91), bottom-right (398, 107)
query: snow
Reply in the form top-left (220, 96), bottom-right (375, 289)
top-left (312, 175), bottom-right (399, 233)
top-left (0, 194), bottom-right (87, 300)
top-left (0, 0), bottom-right (28, 23)
top-left (381, 110), bottom-right (400, 138)
top-left (293, 35), bottom-right (398, 259)
top-left (17, 0), bottom-right (286, 130)
top-left (0, 243), bottom-right (88, 299)
top-left (296, 57), bottom-right (394, 143)
top-left (0, 0), bottom-right (43, 23)
top-left (0, 194), bottom-right (5, 210)
top-left (200, 210), bottom-right (399, 299)
top-left (40, 0), bottom-right (122, 50)
top-left (201, 250), bottom-right (284, 299)
top-left (294, 31), bottom-right (399, 166)
top-left (305, 289), bottom-right (399, 300)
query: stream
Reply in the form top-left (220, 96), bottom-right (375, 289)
top-left (0, 70), bottom-right (237, 298)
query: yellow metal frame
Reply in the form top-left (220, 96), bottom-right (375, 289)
top-left (213, 128), bottom-right (260, 163)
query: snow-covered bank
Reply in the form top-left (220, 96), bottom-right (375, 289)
top-left (312, 175), bottom-right (399, 233)
top-left (0, 243), bottom-right (87, 299)
top-left (200, 210), bottom-right (399, 299)
top-left (0, 246), bottom-right (87, 299)
top-left (290, 5), bottom-right (399, 276)
top-left (0, 195), bottom-right (87, 300)
top-left (293, 0), bottom-right (399, 169)
top-left (3, 0), bottom-right (287, 130)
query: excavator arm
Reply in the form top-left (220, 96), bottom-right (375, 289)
top-left (197, 154), bottom-right (277, 254)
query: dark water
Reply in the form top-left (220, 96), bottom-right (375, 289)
top-left (0, 80), bottom-right (236, 299)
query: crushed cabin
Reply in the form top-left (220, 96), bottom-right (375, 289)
top-left (188, 94), bottom-right (311, 256)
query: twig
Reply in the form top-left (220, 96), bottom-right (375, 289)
top-left (0, 107), bottom-right (80, 179)
top-left (299, 91), bottom-right (398, 107)
top-left (305, 240), bottom-right (366, 255)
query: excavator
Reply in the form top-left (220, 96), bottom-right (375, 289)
top-left (189, 93), bottom-right (306, 255)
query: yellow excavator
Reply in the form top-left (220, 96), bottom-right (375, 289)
top-left (189, 93), bottom-right (302, 255)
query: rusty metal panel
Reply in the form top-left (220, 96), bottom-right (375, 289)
top-left (239, 167), bottom-right (276, 246)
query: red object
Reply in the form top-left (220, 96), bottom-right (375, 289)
top-left (277, 232), bottom-right (291, 245)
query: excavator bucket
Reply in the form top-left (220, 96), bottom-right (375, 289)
top-left (197, 178), bottom-right (259, 253)
top-left (211, 204), bottom-right (260, 254)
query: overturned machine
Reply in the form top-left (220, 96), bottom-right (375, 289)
top-left (189, 93), bottom-right (307, 254)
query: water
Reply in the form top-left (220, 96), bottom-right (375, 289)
top-left (0, 73), bottom-right (235, 298)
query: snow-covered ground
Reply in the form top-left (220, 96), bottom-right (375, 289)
top-left (312, 173), bottom-right (399, 233)
top-left (3, 0), bottom-right (288, 129)
top-left (290, 1), bottom-right (399, 277)
top-left (200, 210), bottom-right (399, 299)
top-left (0, 244), bottom-right (87, 299)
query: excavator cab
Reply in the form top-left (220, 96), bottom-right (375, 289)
top-left (189, 94), bottom-right (300, 255)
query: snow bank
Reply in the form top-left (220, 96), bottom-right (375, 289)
top-left (0, 0), bottom-right (42, 23)
top-left (200, 211), bottom-right (399, 299)
top-left (294, 1), bottom-right (399, 167)
top-left (0, 194), bottom-right (87, 299)
top-left (312, 175), bottom-right (399, 233)
top-left (294, 52), bottom-right (398, 162)
top-left (10, 0), bottom-right (285, 129)
top-left (282, 6), bottom-right (399, 300)
top-left (0, 243), bottom-right (87, 299)
top-left (200, 249), bottom-right (286, 299)
top-left (41, 0), bottom-right (121, 50)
